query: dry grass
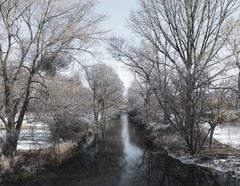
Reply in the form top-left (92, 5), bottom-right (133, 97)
top-left (199, 139), bottom-right (240, 158)
top-left (0, 142), bottom-right (78, 182)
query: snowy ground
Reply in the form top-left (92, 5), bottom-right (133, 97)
top-left (213, 123), bottom-right (240, 148)
top-left (0, 120), bottom-right (51, 150)
top-left (0, 113), bottom-right (51, 150)
top-left (168, 122), bottom-right (240, 179)
top-left (17, 128), bottom-right (51, 150)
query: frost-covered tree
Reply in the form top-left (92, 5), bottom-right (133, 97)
top-left (0, 0), bottom-right (104, 157)
top-left (85, 64), bottom-right (125, 125)
top-left (109, 0), bottom-right (239, 155)
top-left (44, 76), bottom-right (92, 146)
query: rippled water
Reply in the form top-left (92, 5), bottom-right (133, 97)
top-left (4, 114), bottom-right (240, 186)
top-left (118, 114), bottom-right (143, 185)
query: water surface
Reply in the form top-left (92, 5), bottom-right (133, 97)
top-left (4, 114), bottom-right (240, 186)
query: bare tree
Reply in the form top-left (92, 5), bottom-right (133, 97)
top-left (226, 20), bottom-right (240, 116)
top-left (84, 64), bottom-right (125, 130)
top-left (205, 89), bottom-right (233, 149)
top-left (127, 81), bottom-right (145, 119)
top-left (109, 0), bottom-right (239, 155)
top-left (127, 79), bottom-right (158, 125)
top-left (42, 76), bottom-right (92, 147)
top-left (0, 0), bottom-right (104, 157)
top-left (109, 40), bottom-right (156, 124)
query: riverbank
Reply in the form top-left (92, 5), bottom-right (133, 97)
top-left (0, 142), bottom-right (79, 183)
top-left (0, 112), bottom-right (98, 184)
top-left (2, 114), bottom-right (240, 186)
top-left (0, 118), bottom-right (112, 184)
top-left (0, 115), bottom-right (146, 186)
top-left (145, 122), bottom-right (240, 181)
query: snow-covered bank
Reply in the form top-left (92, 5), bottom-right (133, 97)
top-left (146, 121), bottom-right (240, 181)
top-left (0, 121), bottom-right (51, 150)
top-left (17, 129), bottom-right (51, 150)
top-left (0, 141), bottom-right (80, 183)
top-left (213, 123), bottom-right (240, 148)
top-left (0, 113), bottom-right (51, 150)
top-left (167, 122), bottom-right (240, 179)
top-left (167, 151), bottom-right (240, 180)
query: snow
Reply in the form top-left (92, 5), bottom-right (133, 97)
top-left (0, 120), bottom-right (51, 150)
top-left (213, 123), bottom-right (240, 148)
top-left (168, 152), bottom-right (240, 179)
top-left (17, 129), bottom-right (51, 150)
top-left (165, 122), bottom-right (240, 179)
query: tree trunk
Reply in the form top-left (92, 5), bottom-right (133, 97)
top-left (209, 125), bottom-right (216, 149)
top-left (185, 95), bottom-right (195, 154)
top-left (236, 70), bottom-right (240, 116)
top-left (93, 90), bottom-right (100, 125)
top-left (2, 82), bottom-right (29, 157)
top-left (163, 112), bottom-right (168, 124)
top-left (2, 130), bottom-right (19, 157)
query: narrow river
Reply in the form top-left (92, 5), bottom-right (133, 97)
top-left (5, 114), bottom-right (240, 186)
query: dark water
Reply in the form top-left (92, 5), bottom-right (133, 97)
top-left (3, 114), bottom-right (240, 186)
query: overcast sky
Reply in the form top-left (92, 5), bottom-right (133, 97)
top-left (97, 0), bottom-right (136, 37)
top-left (95, 0), bottom-right (138, 90)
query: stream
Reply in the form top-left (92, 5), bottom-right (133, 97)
top-left (4, 114), bottom-right (240, 186)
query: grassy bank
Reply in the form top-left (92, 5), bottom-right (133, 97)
top-left (0, 142), bottom-right (79, 183)
top-left (144, 122), bottom-right (240, 180)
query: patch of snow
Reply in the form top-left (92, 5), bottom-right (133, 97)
top-left (168, 152), bottom-right (240, 179)
top-left (17, 128), bottom-right (51, 150)
top-left (22, 121), bottom-right (48, 128)
top-left (213, 124), bottom-right (240, 148)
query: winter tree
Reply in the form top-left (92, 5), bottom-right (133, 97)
top-left (109, 0), bottom-right (240, 154)
top-left (0, 0), bottom-right (104, 157)
top-left (44, 76), bottom-right (92, 147)
top-left (84, 64), bottom-right (125, 128)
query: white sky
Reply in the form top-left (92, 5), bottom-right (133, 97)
top-left (95, 0), bottom-right (138, 90)
top-left (97, 0), bottom-right (136, 37)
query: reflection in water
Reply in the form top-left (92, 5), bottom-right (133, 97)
top-left (4, 114), bottom-right (240, 186)
top-left (119, 114), bottom-right (143, 186)
top-left (137, 151), bottom-right (240, 186)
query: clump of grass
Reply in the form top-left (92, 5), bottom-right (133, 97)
top-left (0, 142), bottom-right (78, 183)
